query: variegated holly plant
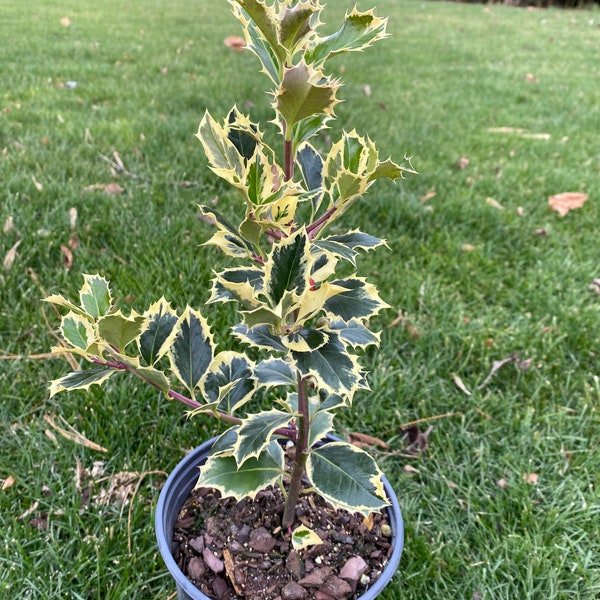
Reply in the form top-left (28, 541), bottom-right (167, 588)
top-left (46, 0), bottom-right (414, 547)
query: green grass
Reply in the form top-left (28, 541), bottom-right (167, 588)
top-left (1, 0), bottom-right (599, 598)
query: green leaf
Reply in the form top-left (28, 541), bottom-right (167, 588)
top-left (167, 307), bottom-right (214, 395)
top-left (60, 312), bottom-right (95, 350)
top-left (276, 62), bottom-right (339, 133)
top-left (201, 351), bottom-right (256, 414)
top-left (323, 277), bottom-right (390, 321)
top-left (292, 334), bottom-right (362, 396)
top-left (291, 525), bottom-right (323, 550)
top-left (97, 311), bottom-right (145, 352)
top-left (253, 358), bottom-right (297, 387)
top-left (79, 274), bottom-right (112, 318)
top-left (233, 324), bottom-right (286, 353)
top-left (49, 368), bottom-right (118, 397)
top-left (233, 409), bottom-right (293, 466)
top-left (196, 440), bottom-right (285, 500)
top-left (292, 113), bottom-right (330, 152)
top-left (210, 426), bottom-right (239, 457)
top-left (309, 409), bottom-right (335, 447)
top-left (139, 298), bottom-right (178, 365)
top-left (284, 328), bottom-right (328, 353)
top-left (307, 442), bottom-right (388, 514)
top-left (265, 228), bottom-right (311, 306)
top-left (306, 8), bottom-right (388, 65)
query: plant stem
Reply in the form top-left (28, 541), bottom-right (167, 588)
top-left (282, 373), bottom-right (310, 531)
top-left (284, 138), bottom-right (294, 181)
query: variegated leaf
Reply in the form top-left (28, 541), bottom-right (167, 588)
top-left (307, 441), bottom-right (388, 514)
top-left (278, 2), bottom-right (317, 53)
top-left (196, 439), bottom-right (285, 500)
top-left (323, 277), bottom-right (390, 321)
top-left (253, 358), bottom-right (297, 387)
top-left (44, 293), bottom-right (90, 319)
top-left (209, 267), bottom-right (263, 306)
top-left (79, 273), bottom-right (112, 318)
top-left (233, 408), bottom-right (293, 466)
top-left (49, 368), bottom-right (118, 398)
top-left (233, 324), bottom-right (286, 353)
top-left (276, 62), bottom-right (339, 133)
top-left (104, 350), bottom-right (171, 394)
top-left (139, 298), bottom-right (178, 365)
top-left (265, 228), bottom-right (311, 306)
top-left (283, 328), bottom-right (327, 353)
top-left (97, 310), bottom-right (145, 352)
top-left (233, 0), bottom-right (286, 62)
top-left (291, 525), bottom-right (322, 550)
top-left (308, 409), bottom-right (335, 447)
top-left (201, 351), bottom-right (256, 415)
top-left (306, 8), bottom-right (388, 65)
top-left (167, 307), bottom-right (214, 395)
top-left (327, 319), bottom-right (380, 348)
top-left (60, 312), bottom-right (96, 350)
top-left (291, 333), bottom-right (362, 396)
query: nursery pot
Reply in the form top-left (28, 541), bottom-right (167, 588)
top-left (156, 435), bottom-right (404, 600)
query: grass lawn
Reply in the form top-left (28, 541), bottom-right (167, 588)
top-left (1, 0), bottom-right (599, 598)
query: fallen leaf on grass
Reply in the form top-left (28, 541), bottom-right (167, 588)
top-left (3, 215), bottom-right (14, 233)
top-left (486, 197), bottom-right (505, 210)
top-left (2, 475), bottom-right (15, 490)
top-left (461, 243), bottom-right (477, 252)
top-left (399, 424), bottom-right (433, 454)
top-left (3, 240), bottom-right (21, 271)
top-left (44, 414), bottom-right (108, 453)
top-left (455, 156), bottom-right (470, 169)
top-left (349, 432), bottom-right (389, 450)
top-left (548, 192), bottom-right (588, 217)
top-left (84, 182), bottom-right (124, 195)
top-left (452, 373), bottom-right (472, 396)
top-left (497, 478), bottom-right (508, 489)
top-left (403, 465), bottom-right (419, 474)
top-left (31, 175), bottom-right (43, 191)
top-left (363, 84), bottom-right (372, 97)
top-left (589, 279), bottom-right (600, 295)
top-left (69, 207), bottom-right (78, 230)
top-left (61, 244), bottom-right (73, 270)
top-left (60, 17), bottom-right (71, 27)
top-left (525, 73), bottom-right (537, 83)
top-left (18, 501), bottom-right (39, 520)
top-left (420, 189), bottom-right (436, 203)
top-left (224, 35), bottom-right (246, 50)
top-left (523, 472), bottom-right (539, 484)
top-left (478, 352), bottom-right (532, 389)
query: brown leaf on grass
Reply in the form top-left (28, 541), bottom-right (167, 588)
top-left (60, 17), bottom-right (71, 27)
top-left (3, 240), bottom-right (21, 271)
top-left (525, 73), bottom-right (537, 83)
top-left (84, 182), bottom-right (124, 195)
top-left (399, 425), bottom-right (433, 454)
top-left (589, 279), bottom-right (600, 295)
top-left (18, 501), bottom-right (39, 520)
top-left (348, 432), bottom-right (389, 450)
top-left (456, 156), bottom-right (470, 169)
top-left (548, 192), bottom-right (588, 217)
top-left (61, 244), bottom-right (73, 270)
top-left (523, 472), bottom-right (539, 484)
top-left (497, 478), bottom-right (508, 489)
top-left (31, 175), bottom-right (43, 191)
top-left (461, 243), bottom-right (477, 252)
top-left (2, 475), bottom-right (16, 490)
top-left (69, 207), bottom-right (78, 230)
top-left (44, 414), bottom-right (108, 453)
top-left (420, 189), bottom-right (436, 203)
top-left (224, 35), bottom-right (246, 50)
top-left (452, 373), bottom-right (472, 396)
top-left (3, 215), bottom-right (14, 233)
top-left (363, 84), bottom-right (372, 97)
top-left (486, 197), bottom-right (505, 211)
top-left (478, 352), bottom-right (531, 389)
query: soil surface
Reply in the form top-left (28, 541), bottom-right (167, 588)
top-left (172, 464), bottom-right (395, 600)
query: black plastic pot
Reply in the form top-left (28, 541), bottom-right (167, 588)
top-left (156, 435), bottom-right (404, 600)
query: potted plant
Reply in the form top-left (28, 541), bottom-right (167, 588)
top-left (45, 1), bottom-right (415, 598)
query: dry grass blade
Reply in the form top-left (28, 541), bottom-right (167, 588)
top-left (44, 414), bottom-right (108, 453)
